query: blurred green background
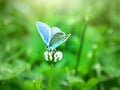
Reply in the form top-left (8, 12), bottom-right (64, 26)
top-left (0, 0), bottom-right (120, 90)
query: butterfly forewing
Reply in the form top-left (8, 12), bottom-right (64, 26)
top-left (36, 22), bottom-right (51, 44)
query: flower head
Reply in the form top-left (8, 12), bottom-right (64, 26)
top-left (44, 50), bottom-right (63, 62)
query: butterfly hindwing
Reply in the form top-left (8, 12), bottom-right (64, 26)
top-left (49, 32), bottom-right (71, 49)
top-left (36, 22), bottom-right (51, 44)
top-left (50, 27), bottom-right (62, 40)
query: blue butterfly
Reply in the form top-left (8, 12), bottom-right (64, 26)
top-left (36, 21), bottom-right (71, 50)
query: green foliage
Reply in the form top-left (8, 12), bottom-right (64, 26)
top-left (0, 60), bottom-right (27, 80)
top-left (0, 0), bottom-right (120, 90)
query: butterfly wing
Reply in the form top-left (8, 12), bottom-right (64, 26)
top-left (50, 27), bottom-right (62, 41)
top-left (36, 21), bottom-right (51, 44)
top-left (49, 32), bottom-right (71, 49)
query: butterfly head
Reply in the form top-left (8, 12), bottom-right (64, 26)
top-left (46, 45), bottom-right (56, 52)
top-left (46, 45), bottom-right (49, 50)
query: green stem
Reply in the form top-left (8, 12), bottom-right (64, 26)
top-left (96, 64), bottom-right (104, 90)
top-left (48, 63), bottom-right (54, 90)
top-left (75, 23), bottom-right (87, 75)
top-left (69, 85), bottom-right (72, 90)
top-left (33, 80), bottom-right (37, 90)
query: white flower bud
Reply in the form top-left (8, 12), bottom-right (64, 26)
top-left (57, 51), bottom-right (63, 61)
top-left (44, 51), bottom-right (49, 61)
top-left (48, 51), bottom-right (53, 61)
top-left (54, 51), bottom-right (62, 62)
top-left (95, 63), bottom-right (101, 71)
top-left (87, 51), bottom-right (93, 59)
top-left (92, 44), bottom-right (98, 49)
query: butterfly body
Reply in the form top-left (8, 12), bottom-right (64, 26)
top-left (36, 21), bottom-right (71, 51)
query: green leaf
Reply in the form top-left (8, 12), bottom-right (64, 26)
top-left (103, 66), bottom-right (120, 78)
top-left (0, 59), bottom-right (27, 80)
top-left (67, 75), bottom-right (85, 88)
top-left (83, 77), bottom-right (102, 90)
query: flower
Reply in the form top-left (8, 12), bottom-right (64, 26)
top-left (44, 50), bottom-right (63, 62)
